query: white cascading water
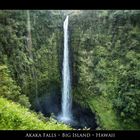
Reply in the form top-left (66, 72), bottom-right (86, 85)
top-left (60, 15), bottom-right (72, 122)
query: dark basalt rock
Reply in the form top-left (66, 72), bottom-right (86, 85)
top-left (71, 102), bottom-right (97, 130)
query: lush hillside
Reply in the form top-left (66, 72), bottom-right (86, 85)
top-left (70, 10), bottom-right (140, 129)
top-left (0, 97), bottom-right (71, 130)
top-left (0, 10), bottom-right (140, 130)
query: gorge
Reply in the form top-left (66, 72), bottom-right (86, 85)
top-left (0, 10), bottom-right (140, 130)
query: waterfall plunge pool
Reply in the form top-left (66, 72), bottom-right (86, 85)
top-left (34, 93), bottom-right (98, 130)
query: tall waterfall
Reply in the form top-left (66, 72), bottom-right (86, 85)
top-left (61, 15), bottom-right (72, 122)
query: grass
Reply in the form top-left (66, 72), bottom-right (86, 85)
top-left (0, 97), bottom-right (71, 130)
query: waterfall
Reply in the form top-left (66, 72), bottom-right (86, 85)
top-left (27, 10), bottom-right (41, 111)
top-left (27, 10), bottom-right (33, 59)
top-left (60, 15), bottom-right (72, 122)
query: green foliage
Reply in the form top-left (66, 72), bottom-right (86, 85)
top-left (0, 65), bottom-right (31, 108)
top-left (89, 96), bottom-right (122, 130)
top-left (89, 95), bottom-right (139, 130)
top-left (0, 10), bottom-right (63, 105)
top-left (0, 97), bottom-right (71, 130)
top-left (71, 10), bottom-right (140, 129)
top-left (0, 10), bottom-right (140, 130)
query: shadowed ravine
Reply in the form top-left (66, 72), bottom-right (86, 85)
top-left (34, 15), bottom-right (98, 129)
top-left (0, 10), bottom-right (140, 131)
top-left (35, 93), bottom-right (98, 130)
